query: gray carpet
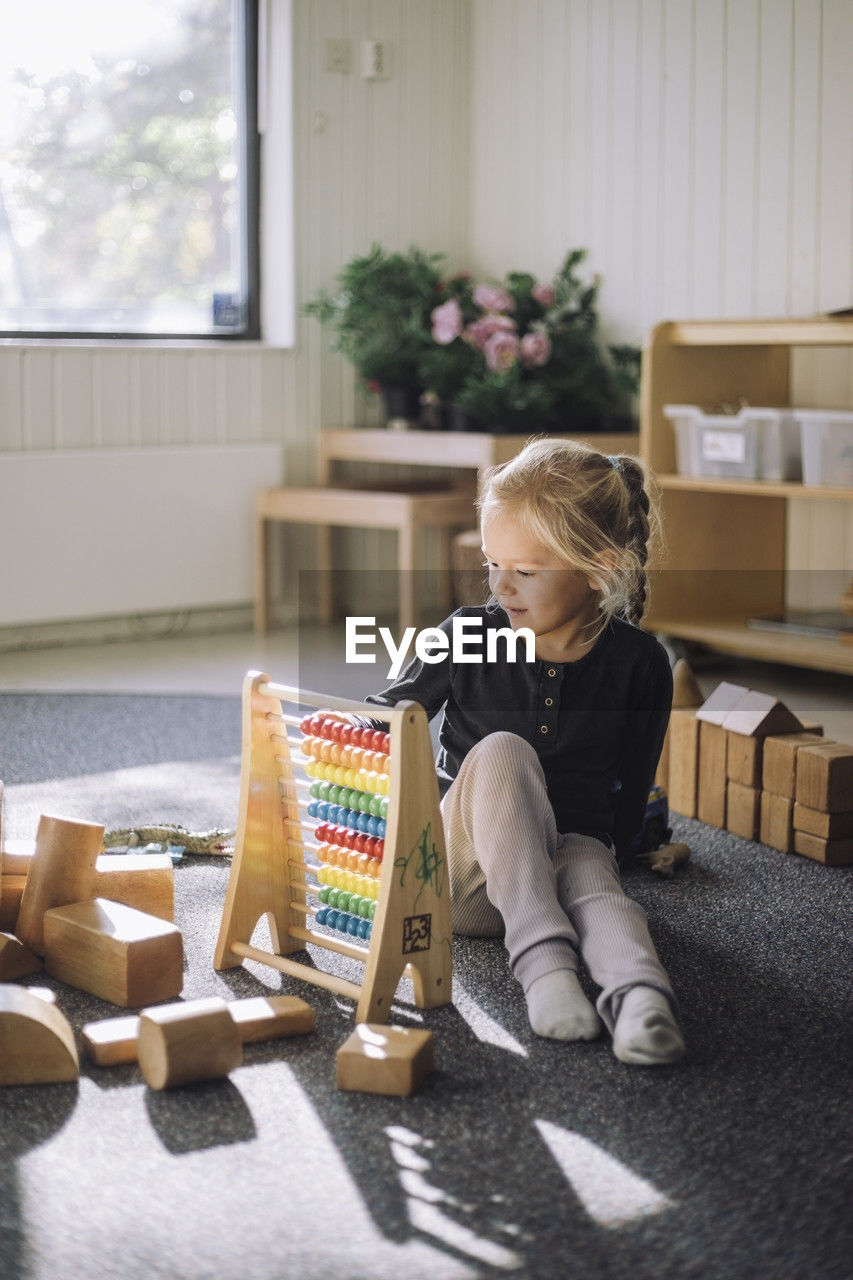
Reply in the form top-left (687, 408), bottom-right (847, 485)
top-left (1, 693), bottom-right (851, 1280)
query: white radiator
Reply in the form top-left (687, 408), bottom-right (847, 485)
top-left (0, 445), bottom-right (283, 626)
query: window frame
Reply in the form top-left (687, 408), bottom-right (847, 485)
top-left (0, 0), bottom-right (261, 343)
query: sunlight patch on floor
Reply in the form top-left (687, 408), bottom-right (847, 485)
top-left (534, 1118), bottom-right (675, 1229)
top-left (452, 985), bottom-right (528, 1057)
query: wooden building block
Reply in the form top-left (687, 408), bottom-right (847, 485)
top-left (672, 659), bottom-right (704, 709)
top-left (82, 994), bottom-right (315, 1066)
top-left (720, 689), bottom-right (803, 738)
top-left (667, 709), bottom-right (701, 817)
top-left (726, 781), bottom-right (760, 841)
top-left (43, 898), bottom-right (183, 1008)
top-left (793, 803), bottom-right (853, 841)
top-left (1, 838), bottom-right (35, 876)
top-left (81, 1014), bottom-right (142, 1066)
top-left (762, 734), bottom-right (827, 797)
top-left (336, 1023), bottom-right (435, 1097)
top-left (16, 814), bottom-right (105, 955)
top-left (0, 874), bottom-right (26, 932)
top-left (695, 681), bottom-right (750, 725)
top-left (138, 997), bottom-right (242, 1089)
top-left (0, 932), bottom-right (42, 980)
top-left (760, 792), bottom-right (794, 853)
top-left (792, 830), bottom-right (853, 867)
top-left (654, 726), bottom-right (670, 791)
top-left (229, 994), bottom-right (316, 1043)
top-left (0, 985), bottom-right (79, 1086)
top-left (795, 743), bottom-right (853, 813)
top-left (697, 721), bottom-right (727, 828)
top-left (726, 734), bottom-right (763, 788)
top-left (86, 853), bottom-right (174, 921)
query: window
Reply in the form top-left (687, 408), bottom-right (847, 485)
top-left (0, 0), bottom-right (259, 339)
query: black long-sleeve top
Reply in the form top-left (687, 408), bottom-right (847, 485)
top-left (364, 605), bottom-right (672, 861)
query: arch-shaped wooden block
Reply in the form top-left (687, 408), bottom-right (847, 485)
top-left (0, 986), bottom-right (79, 1086)
top-left (138, 997), bottom-right (242, 1090)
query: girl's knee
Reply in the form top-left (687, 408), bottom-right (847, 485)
top-left (467, 731), bottom-right (540, 770)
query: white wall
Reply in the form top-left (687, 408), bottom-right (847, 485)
top-left (1, 0), bottom-right (851, 621)
top-left (467, 0), bottom-right (853, 602)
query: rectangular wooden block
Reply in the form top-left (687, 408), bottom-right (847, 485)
top-left (792, 830), bottom-right (853, 866)
top-left (793, 803), bottom-right (853, 841)
top-left (697, 721), bottom-right (727, 828)
top-left (760, 792), bottom-right (793, 854)
top-left (0, 874), bottom-right (26, 932)
top-left (654, 725), bottom-right (670, 791)
top-left (795, 743), bottom-right (853, 813)
top-left (726, 781), bottom-right (760, 841)
top-left (87, 853), bottom-right (174, 921)
top-left (762, 733), bottom-right (826, 797)
top-left (726, 734), bottom-right (763, 788)
top-left (667, 709), bottom-right (700, 818)
top-left (1, 838), bottom-right (35, 876)
top-left (336, 1024), bottom-right (434, 1096)
top-left (81, 1014), bottom-right (141, 1066)
top-left (43, 898), bottom-right (184, 1008)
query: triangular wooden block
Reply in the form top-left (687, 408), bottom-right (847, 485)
top-left (696, 682), bottom-right (750, 726)
top-left (672, 659), bottom-right (704, 709)
top-left (722, 690), bottom-right (804, 738)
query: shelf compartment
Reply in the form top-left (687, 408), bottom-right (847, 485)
top-left (646, 615), bottom-right (853, 677)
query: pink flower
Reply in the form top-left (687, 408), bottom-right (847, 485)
top-left (465, 313), bottom-right (517, 351)
top-left (520, 331), bottom-right (552, 368)
top-left (431, 298), bottom-right (463, 344)
top-left (473, 282), bottom-right (515, 313)
top-left (532, 283), bottom-right (555, 308)
top-left (484, 331), bottom-right (520, 372)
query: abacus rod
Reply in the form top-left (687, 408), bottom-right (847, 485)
top-left (229, 941), bottom-right (363, 1001)
top-left (288, 923), bottom-right (370, 963)
top-left (259, 679), bottom-right (398, 725)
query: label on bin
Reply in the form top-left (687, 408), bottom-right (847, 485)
top-left (701, 430), bottom-right (746, 463)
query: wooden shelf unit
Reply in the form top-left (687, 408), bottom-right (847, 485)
top-left (640, 317), bottom-right (853, 676)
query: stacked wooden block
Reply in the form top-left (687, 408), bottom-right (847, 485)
top-left (659, 677), bottom-right (853, 865)
top-left (1, 813), bottom-right (182, 996)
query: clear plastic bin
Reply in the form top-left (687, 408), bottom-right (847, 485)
top-left (793, 409), bottom-right (853, 488)
top-left (663, 405), bottom-right (802, 481)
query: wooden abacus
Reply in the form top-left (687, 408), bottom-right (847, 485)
top-left (214, 671), bottom-right (452, 1023)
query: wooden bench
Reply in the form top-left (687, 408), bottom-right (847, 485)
top-left (255, 481), bottom-right (477, 635)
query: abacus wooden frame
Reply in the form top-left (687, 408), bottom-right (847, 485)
top-left (214, 671), bottom-right (452, 1022)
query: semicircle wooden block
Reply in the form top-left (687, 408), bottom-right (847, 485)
top-left (0, 985), bottom-right (79, 1086)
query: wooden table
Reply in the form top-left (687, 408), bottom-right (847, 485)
top-left (258, 427), bottom-right (640, 634)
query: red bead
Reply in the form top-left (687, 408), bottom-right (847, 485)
top-left (354, 833), bottom-right (368, 853)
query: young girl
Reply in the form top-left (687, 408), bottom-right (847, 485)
top-left (361, 437), bottom-right (684, 1066)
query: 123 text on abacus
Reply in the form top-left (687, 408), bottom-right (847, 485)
top-left (346, 615), bottom-right (536, 679)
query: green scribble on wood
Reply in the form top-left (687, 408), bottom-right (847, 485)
top-left (395, 821), bottom-right (447, 914)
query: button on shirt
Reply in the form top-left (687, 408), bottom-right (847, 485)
top-left (363, 606), bottom-right (673, 860)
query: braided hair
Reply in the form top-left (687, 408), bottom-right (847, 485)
top-left (477, 437), bottom-right (661, 635)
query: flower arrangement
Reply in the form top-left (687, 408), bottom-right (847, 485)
top-left (305, 244), bottom-right (640, 432)
top-left (420, 250), bottom-right (640, 432)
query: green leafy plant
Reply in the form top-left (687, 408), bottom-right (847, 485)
top-left (304, 244), bottom-right (445, 391)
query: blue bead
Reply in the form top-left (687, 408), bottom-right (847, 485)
top-left (315, 907), bottom-right (328, 926)
top-left (357, 814), bottom-right (370, 833)
top-left (357, 919), bottom-right (371, 940)
top-left (307, 801), bottom-right (318, 818)
top-left (377, 819), bottom-right (386, 839)
top-left (367, 817), bottom-right (379, 837)
top-left (325, 909), bottom-right (340, 930)
top-left (347, 917), bottom-right (360, 936)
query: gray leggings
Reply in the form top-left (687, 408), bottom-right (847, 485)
top-left (440, 731), bottom-right (675, 1031)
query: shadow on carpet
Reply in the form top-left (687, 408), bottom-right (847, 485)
top-left (0, 693), bottom-right (851, 1280)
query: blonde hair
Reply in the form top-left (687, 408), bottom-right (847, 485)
top-left (477, 436), bottom-right (661, 631)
